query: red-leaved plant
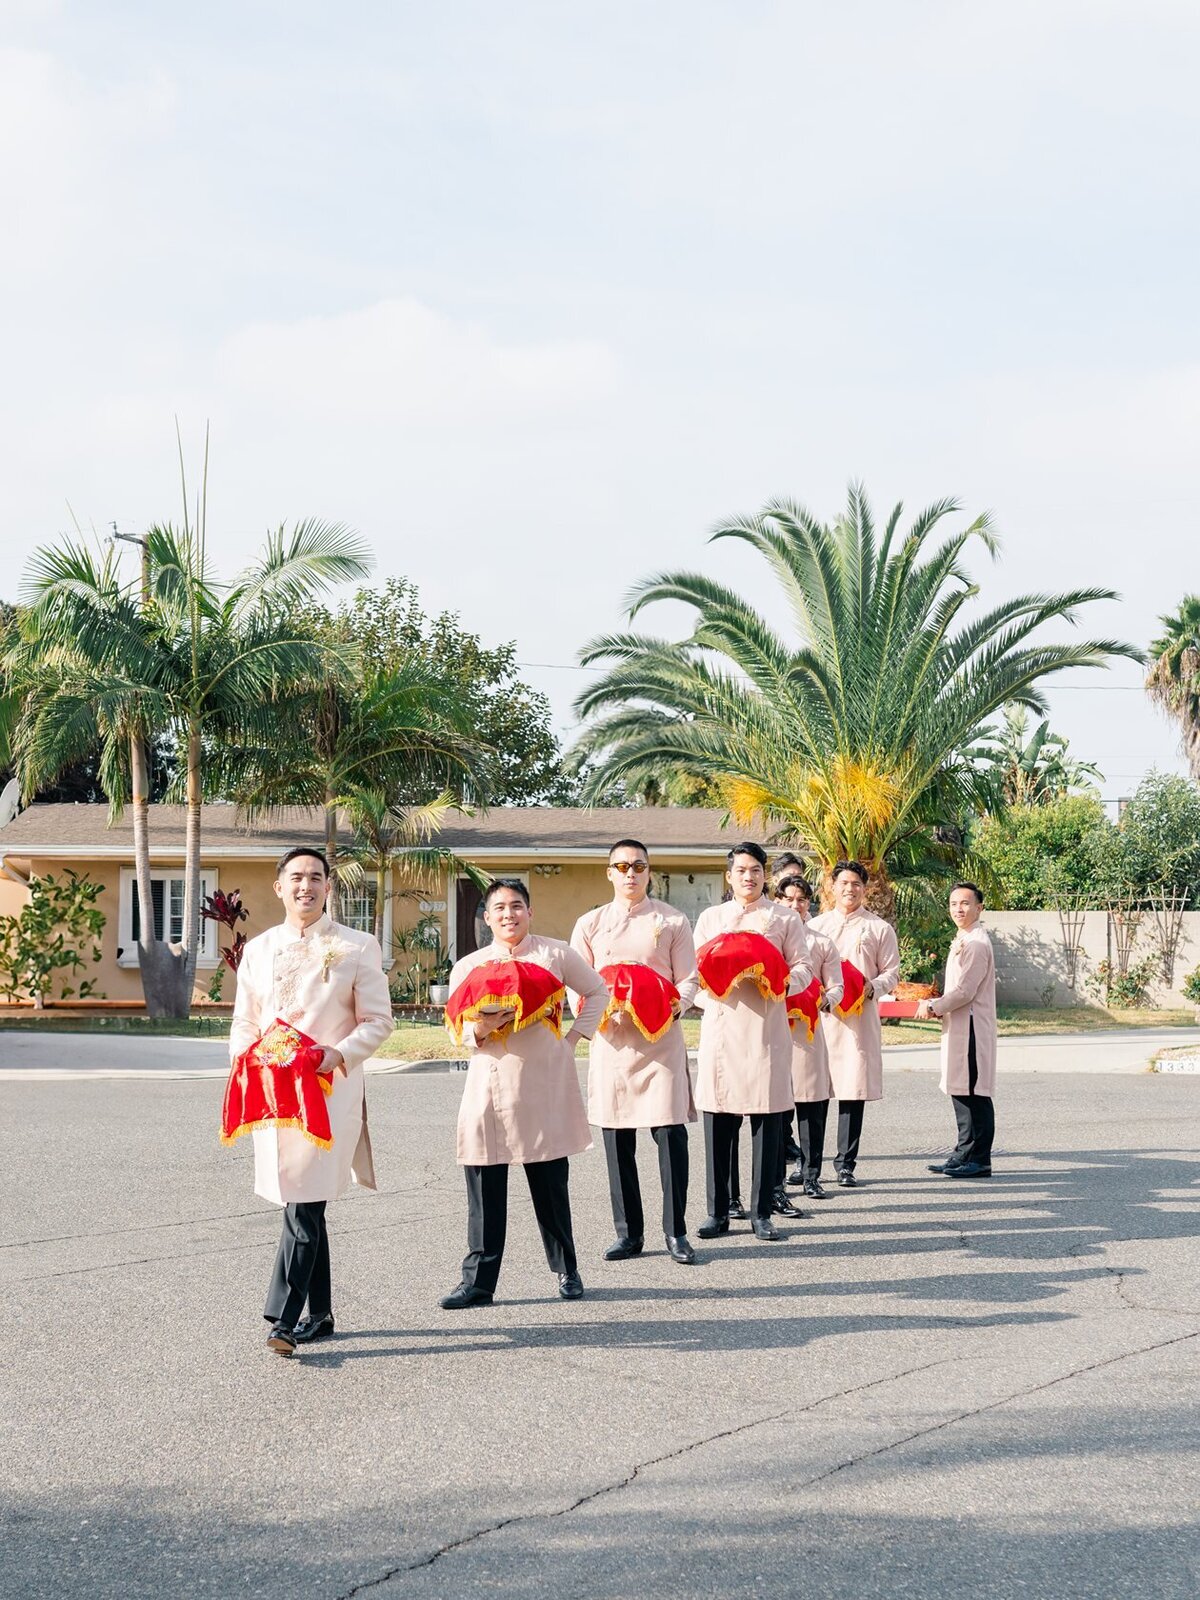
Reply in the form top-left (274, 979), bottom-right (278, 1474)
top-left (201, 889), bottom-right (249, 971)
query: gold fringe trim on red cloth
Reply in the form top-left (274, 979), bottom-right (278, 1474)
top-left (599, 995), bottom-right (675, 1044)
top-left (447, 986), bottom-right (566, 1045)
top-left (218, 1115), bottom-right (334, 1152)
top-left (700, 962), bottom-right (782, 1003)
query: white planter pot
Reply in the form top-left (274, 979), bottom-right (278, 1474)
top-left (429, 984), bottom-right (450, 1006)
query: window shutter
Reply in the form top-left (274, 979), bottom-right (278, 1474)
top-left (131, 880), bottom-right (166, 942)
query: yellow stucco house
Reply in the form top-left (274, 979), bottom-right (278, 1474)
top-left (0, 803), bottom-right (747, 1005)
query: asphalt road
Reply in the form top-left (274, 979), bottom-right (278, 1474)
top-left (3, 1068), bottom-right (1198, 1599)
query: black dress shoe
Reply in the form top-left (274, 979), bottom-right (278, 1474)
top-left (558, 1270), bottom-right (585, 1299)
top-left (928, 1157), bottom-right (965, 1174)
top-left (803, 1179), bottom-right (828, 1199)
top-left (294, 1313), bottom-right (335, 1344)
top-left (728, 1200), bottom-right (748, 1220)
top-left (751, 1217), bottom-right (781, 1241)
top-left (697, 1214), bottom-right (730, 1238)
top-left (665, 1234), bottom-right (697, 1264)
top-left (440, 1283), bottom-right (494, 1310)
top-left (266, 1324), bottom-right (296, 1356)
top-left (772, 1186), bottom-right (803, 1218)
top-left (945, 1161), bottom-right (992, 1178)
top-left (603, 1237), bottom-right (644, 1261)
top-left (785, 1137), bottom-right (802, 1161)
top-left (785, 1165), bottom-right (806, 1187)
top-left (837, 1169), bottom-right (857, 1188)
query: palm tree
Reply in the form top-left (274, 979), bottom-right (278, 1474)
top-left (339, 788), bottom-right (488, 948)
top-left (970, 704), bottom-right (1103, 808)
top-left (1146, 595), bottom-right (1200, 780)
top-left (235, 659), bottom-right (492, 917)
top-left (8, 515), bottom-right (370, 1016)
top-left (572, 485), bottom-right (1139, 918)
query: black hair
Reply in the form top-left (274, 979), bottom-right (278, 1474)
top-left (608, 838), bottom-right (650, 859)
top-left (275, 846), bottom-right (330, 878)
top-left (831, 859), bottom-right (869, 885)
top-left (949, 880), bottom-right (984, 905)
top-left (774, 873), bottom-right (814, 900)
top-left (484, 877), bottom-right (531, 909)
top-left (726, 841), bottom-right (768, 870)
top-left (772, 851), bottom-right (805, 875)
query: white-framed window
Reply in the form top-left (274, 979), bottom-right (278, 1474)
top-left (117, 868), bottom-right (220, 967)
top-left (338, 875), bottom-right (393, 964)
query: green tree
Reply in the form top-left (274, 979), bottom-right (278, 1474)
top-left (0, 870), bottom-right (105, 1008)
top-left (1146, 595), bottom-right (1200, 780)
top-left (970, 703), bottom-right (1102, 809)
top-left (329, 579), bottom-right (573, 804)
top-left (1113, 771), bottom-right (1200, 898)
top-left (8, 509), bottom-right (370, 1017)
top-left (573, 485), bottom-right (1139, 918)
top-left (235, 658), bottom-right (492, 917)
top-left (339, 788), bottom-right (488, 949)
top-left (973, 794), bottom-right (1115, 909)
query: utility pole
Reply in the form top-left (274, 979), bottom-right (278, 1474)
top-left (110, 524), bottom-right (149, 603)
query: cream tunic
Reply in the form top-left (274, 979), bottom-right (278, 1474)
top-left (451, 934), bottom-right (607, 1166)
top-left (230, 914), bottom-right (394, 1206)
top-left (571, 897), bottom-right (698, 1129)
top-left (930, 924), bottom-right (998, 1096)
top-left (808, 908), bottom-right (900, 1103)
top-left (693, 897), bottom-right (813, 1116)
top-left (789, 926), bottom-right (844, 1103)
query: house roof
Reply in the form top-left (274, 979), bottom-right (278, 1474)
top-left (0, 802), bottom-right (749, 861)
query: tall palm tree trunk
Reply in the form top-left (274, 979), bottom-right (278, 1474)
top-left (131, 731), bottom-right (179, 1017)
top-left (180, 724), bottom-right (203, 1013)
top-left (373, 854), bottom-right (386, 947)
top-left (325, 797), bottom-right (340, 921)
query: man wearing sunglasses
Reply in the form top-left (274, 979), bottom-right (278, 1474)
top-left (571, 840), bottom-right (700, 1265)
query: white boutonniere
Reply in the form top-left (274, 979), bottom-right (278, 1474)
top-left (318, 936), bottom-right (350, 983)
top-left (651, 913), bottom-right (666, 946)
top-left (756, 908), bottom-right (772, 934)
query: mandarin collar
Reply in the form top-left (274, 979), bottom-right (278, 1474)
top-left (281, 911), bottom-right (333, 943)
top-left (733, 895), bottom-right (771, 914)
top-left (489, 934), bottom-right (534, 960)
top-left (610, 895), bottom-right (655, 919)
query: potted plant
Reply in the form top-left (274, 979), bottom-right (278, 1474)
top-left (429, 955), bottom-right (453, 1008)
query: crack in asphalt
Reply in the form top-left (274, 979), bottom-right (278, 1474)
top-left (1103, 1262), bottom-right (1198, 1319)
top-left (794, 1323), bottom-right (1200, 1492)
top-left (6, 1214), bottom-right (443, 1284)
top-left (335, 1324), bottom-right (1200, 1593)
top-left (0, 1175), bottom-right (446, 1253)
top-left (332, 1359), bottom-right (953, 1597)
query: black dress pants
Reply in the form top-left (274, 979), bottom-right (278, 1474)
top-left (264, 1200), bottom-right (331, 1329)
top-left (729, 1116), bottom-right (744, 1203)
top-left (461, 1157), bottom-right (577, 1293)
top-left (704, 1110), bottom-right (780, 1220)
top-left (776, 1099), bottom-right (831, 1187)
top-left (834, 1100), bottom-right (865, 1173)
top-left (952, 1021), bottom-right (995, 1165)
top-left (603, 1125), bottom-right (689, 1239)
top-left (796, 1099), bottom-right (830, 1181)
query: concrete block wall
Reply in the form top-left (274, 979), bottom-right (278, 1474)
top-left (983, 909), bottom-right (1200, 1010)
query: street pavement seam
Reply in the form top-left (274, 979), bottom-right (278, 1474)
top-left (794, 1322), bottom-right (1200, 1496)
top-left (331, 1358), bottom-right (955, 1597)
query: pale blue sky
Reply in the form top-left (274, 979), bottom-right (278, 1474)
top-left (2, 1), bottom-right (1197, 796)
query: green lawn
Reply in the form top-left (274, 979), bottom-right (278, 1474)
top-left (379, 1006), bottom-right (1199, 1060)
top-left (0, 1013), bottom-right (231, 1037)
top-left (1, 1005), bottom-right (1194, 1059)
